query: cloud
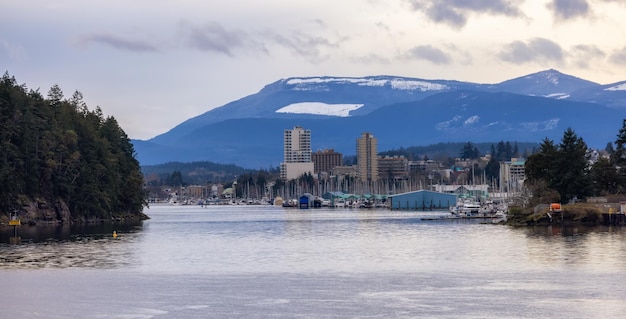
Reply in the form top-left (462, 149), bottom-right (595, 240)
top-left (609, 47), bottom-right (626, 65)
top-left (547, 0), bottom-right (590, 21)
top-left (1, 39), bottom-right (27, 60)
top-left (423, 4), bottom-right (467, 29)
top-left (570, 44), bottom-right (605, 68)
top-left (406, 0), bottom-right (525, 28)
top-left (268, 31), bottom-right (339, 64)
top-left (351, 53), bottom-right (391, 65)
top-left (498, 38), bottom-right (564, 64)
top-left (375, 21), bottom-right (391, 31)
top-left (178, 20), bottom-right (267, 56)
top-left (402, 45), bottom-right (452, 64)
top-left (74, 33), bottom-right (158, 52)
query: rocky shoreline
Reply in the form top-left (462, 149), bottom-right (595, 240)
top-left (506, 203), bottom-right (623, 226)
top-left (1, 199), bottom-right (149, 227)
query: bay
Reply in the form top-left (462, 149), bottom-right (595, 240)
top-left (2, 205), bottom-right (626, 318)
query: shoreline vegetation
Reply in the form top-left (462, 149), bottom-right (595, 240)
top-left (506, 203), bottom-right (623, 226)
top-left (0, 214), bottom-right (149, 227)
top-left (1, 73), bottom-right (148, 226)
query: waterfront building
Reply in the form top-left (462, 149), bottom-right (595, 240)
top-left (280, 126), bottom-right (315, 180)
top-left (312, 149), bottom-right (342, 174)
top-left (499, 158), bottom-right (526, 194)
top-left (356, 132), bottom-right (378, 182)
top-left (377, 156), bottom-right (408, 180)
top-left (389, 190), bottom-right (457, 211)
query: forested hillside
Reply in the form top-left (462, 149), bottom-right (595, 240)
top-left (0, 73), bottom-right (147, 224)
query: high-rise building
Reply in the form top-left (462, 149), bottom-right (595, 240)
top-left (499, 158), bottom-right (526, 194)
top-left (312, 149), bottom-right (342, 174)
top-left (280, 126), bottom-right (315, 180)
top-left (356, 132), bottom-right (378, 182)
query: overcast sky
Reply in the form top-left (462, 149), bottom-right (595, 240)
top-left (3, 0), bottom-right (626, 140)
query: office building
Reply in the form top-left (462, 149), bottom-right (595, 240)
top-left (356, 132), bottom-right (378, 182)
top-left (378, 156), bottom-right (408, 180)
top-left (312, 149), bottom-right (343, 174)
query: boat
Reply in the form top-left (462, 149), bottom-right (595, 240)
top-left (282, 199), bottom-right (298, 207)
top-left (450, 201), bottom-right (481, 217)
top-left (273, 196), bottom-right (284, 206)
top-left (333, 198), bottom-right (346, 208)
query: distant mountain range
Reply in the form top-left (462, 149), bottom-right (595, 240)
top-left (132, 69), bottom-right (626, 168)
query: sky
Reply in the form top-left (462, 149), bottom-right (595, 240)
top-left (2, 0), bottom-right (626, 140)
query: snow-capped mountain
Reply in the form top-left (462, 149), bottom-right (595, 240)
top-left (148, 75), bottom-right (482, 145)
top-left (491, 68), bottom-right (599, 97)
top-left (134, 69), bottom-right (626, 167)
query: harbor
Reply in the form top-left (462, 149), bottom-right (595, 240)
top-left (4, 205), bottom-right (626, 319)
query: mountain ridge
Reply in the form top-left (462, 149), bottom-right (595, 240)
top-left (133, 69), bottom-right (626, 167)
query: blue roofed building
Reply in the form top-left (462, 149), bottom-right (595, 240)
top-left (389, 190), bottom-right (457, 211)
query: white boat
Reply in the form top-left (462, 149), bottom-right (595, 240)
top-left (450, 200), bottom-right (481, 217)
top-left (333, 199), bottom-right (346, 208)
top-left (461, 202), bottom-right (481, 216)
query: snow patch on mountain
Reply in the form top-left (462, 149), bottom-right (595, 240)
top-left (605, 83), bottom-right (626, 91)
top-left (436, 115), bottom-right (463, 130)
top-left (523, 69), bottom-right (560, 85)
top-left (285, 77), bottom-right (448, 92)
top-left (545, 93), bottom-right (570, 99)
top-left (520, 118), bottom-right (559, 131)
top-left (275, 102), bottom-right (364, 117)
top-left (389, 79), bottom-right (447, 91)
top-left (464, 116), bottom-right (480, 126)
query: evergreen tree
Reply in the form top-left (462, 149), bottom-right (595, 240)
top-left (504, 141), bottom-right (513, 160)
top-left (525, 138), bottom-right (559, 201)
top-left (485, 144), bottom-right (500, 184)
top-left (552, 128), bottom-right (592, 202)
top-left (167, 171), bottom-right (184, 187)
top-left (590, 157), bottom-right (619, 195)
top-left (0, 74), bottom-right (146, 220)
top-left (459, 142), bottom-right (479, 159)
top-left (496, 141), bottom-right (506, 161)
top-left (611, 119), bottom-right (626, 192)
top-left (525, 129), bottom-right (592, 203)
top-left (605, 142), bottom-right (614, 156)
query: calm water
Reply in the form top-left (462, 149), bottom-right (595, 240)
top-left (2, 205), bottom-right (626, 318)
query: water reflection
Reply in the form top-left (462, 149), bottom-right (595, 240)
top-left (4, 205), bottom-right (626, 274)
top-left (514, 225), bottom-right (626, 271)
top-left (0, 222), bottom-right (143, 243)
top-left (4, 205), bottom-right (626, 318)
top-left (0, 222), bottom-right (143, 269)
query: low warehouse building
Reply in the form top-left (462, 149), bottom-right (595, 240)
top-left (389, 190), bottom-right (457, 211)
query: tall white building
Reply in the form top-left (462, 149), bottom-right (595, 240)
top-left (280, 126), bottom-right (315, 180)
top-left (499, 158), bottom-right (526, 194)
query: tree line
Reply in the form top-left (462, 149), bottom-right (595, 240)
top-left (0, 73), bottom-right (146, 221)
top-left (525, 123), bottom-right (626, 205)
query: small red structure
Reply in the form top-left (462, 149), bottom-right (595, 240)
top-left (550, 202), bottom-right (562, 213)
